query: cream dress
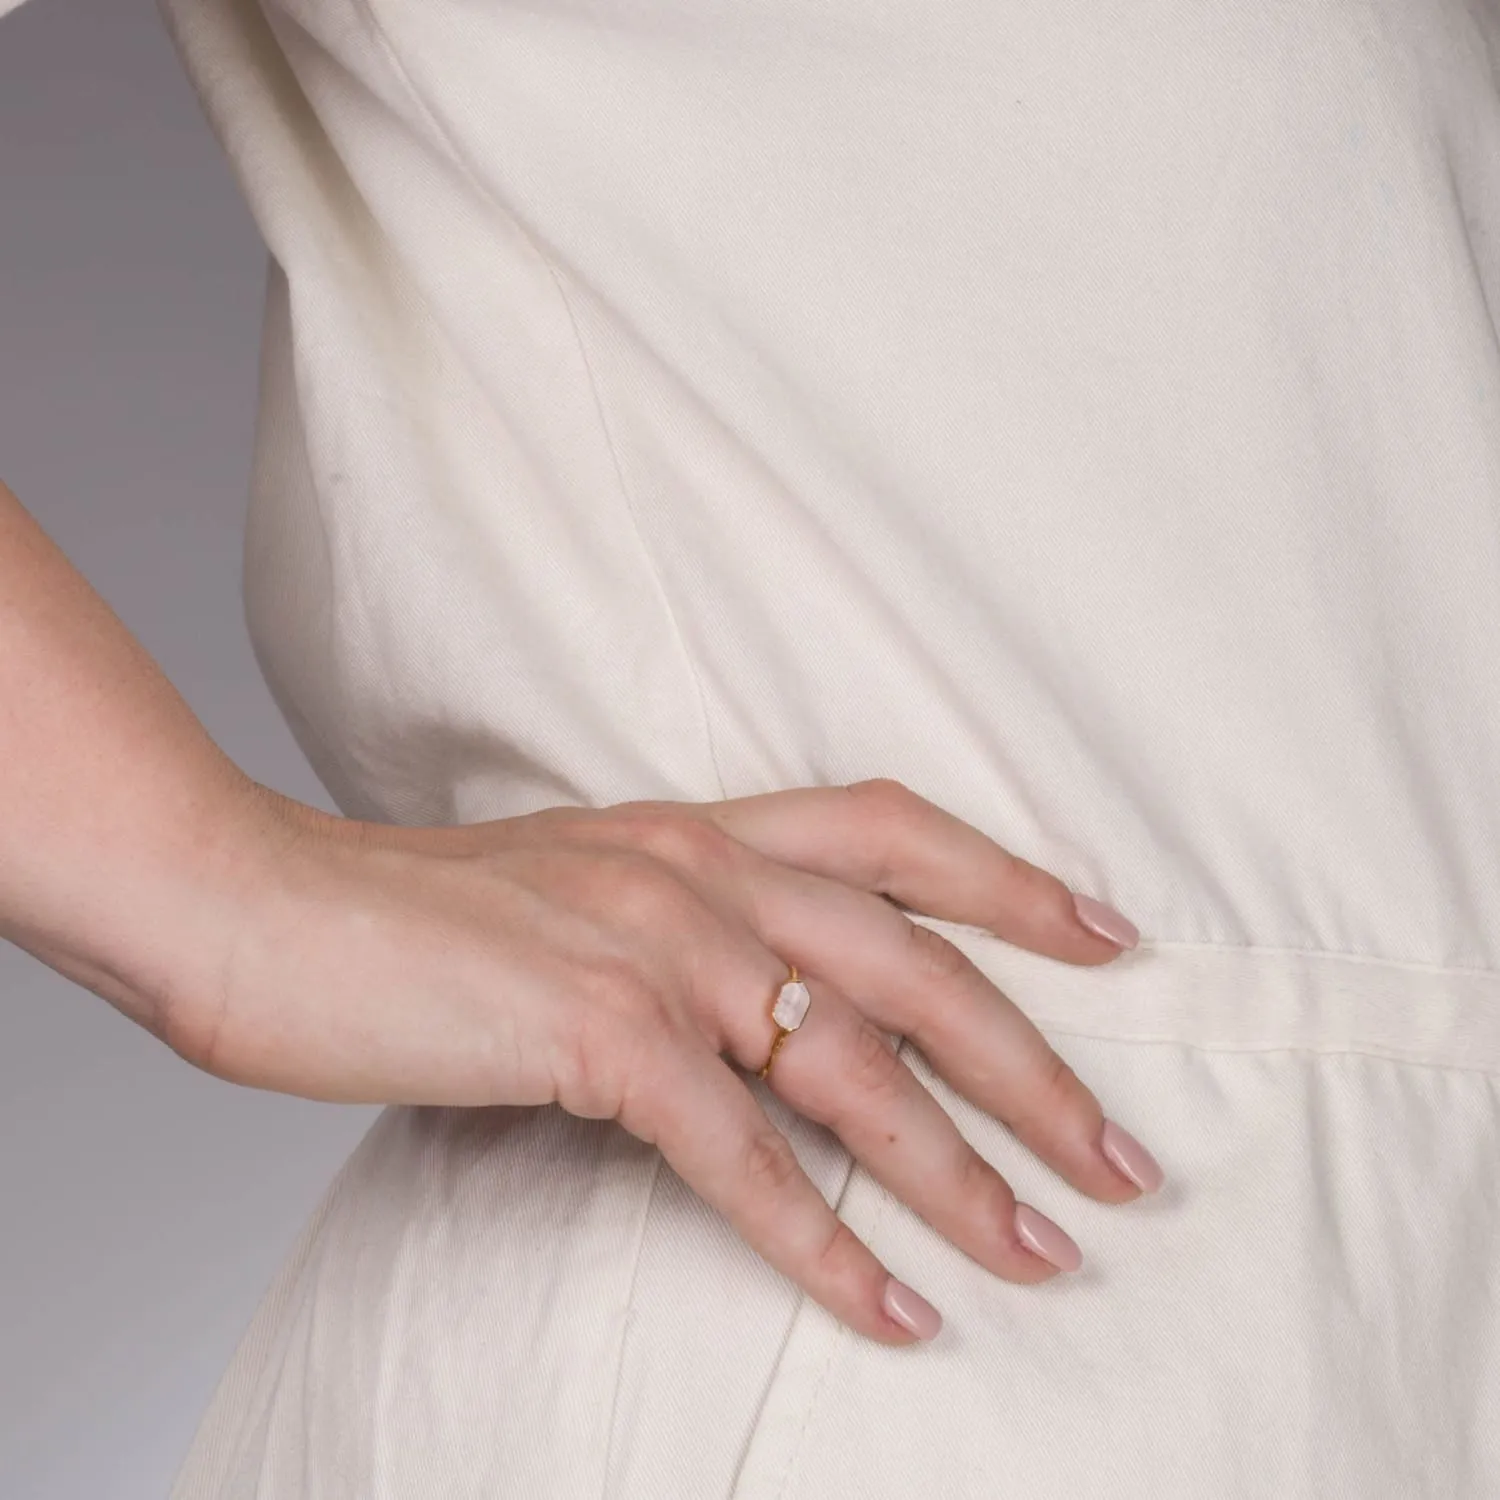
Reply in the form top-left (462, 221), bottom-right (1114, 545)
top-left (13, 0), bottom-right (1500, 1492)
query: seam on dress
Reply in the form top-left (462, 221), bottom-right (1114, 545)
top-left (746, 1031), bottom-right (1500, 1499)
top-left (542, 267), bottom-right (735, 804)
top-left (922, 916), bottom-right (1500, 985)
top-left (348, 0), bottom-right (732, 805)
top-left (367, 1113), bottom-right (429, 1500)
top-left (1137, 937), bottom-right (1500, 981)
top-left (598, 1149), bottom-right (668, 1500)
top-left (1031, 1028), bottom-right (1500, 1078)
top-left (764, 1043), bottom-right (910, 1499)
top-left (258, 253), bottom-right (365, 803)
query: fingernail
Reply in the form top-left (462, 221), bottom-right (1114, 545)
top-left (1013, 1203), bottom-right (1084, 1272)
top-left (1100, 1118), bottom-right (1166, 1193)
top-left (882, 1276), bottom-right (943, 1340)
top-left (1071, 893), bottom-right (1140, 950)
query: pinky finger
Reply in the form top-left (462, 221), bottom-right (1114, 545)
top-left (623, 1044), bottom-right (943, 1346)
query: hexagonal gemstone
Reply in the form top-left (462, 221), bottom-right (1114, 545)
top-left (772, 978), bottom-right (811, 1031)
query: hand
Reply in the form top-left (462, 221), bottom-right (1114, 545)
top-left (181, 778), bottom-right (1162, 1346)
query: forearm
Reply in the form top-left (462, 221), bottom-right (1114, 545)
top-left (0, 477), bottom-right (295, 1051)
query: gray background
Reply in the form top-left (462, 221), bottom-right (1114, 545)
top-left (0, 1), bottom-right (381, 1495)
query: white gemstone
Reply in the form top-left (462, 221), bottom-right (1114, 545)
top-left (772, 979), bottom-right (811, 1031)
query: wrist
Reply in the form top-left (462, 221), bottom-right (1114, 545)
top-left (0, 751), bottom-right (338, 1064)
top-left (135, 773), bottom-right (348, 1068)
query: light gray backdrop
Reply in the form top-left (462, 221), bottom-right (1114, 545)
top-left (0, 2), bottom-right (382, 1495)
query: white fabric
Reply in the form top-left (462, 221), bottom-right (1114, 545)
top-left (25, 0), bottom-right (1500, 1490)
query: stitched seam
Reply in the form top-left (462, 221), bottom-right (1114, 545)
top-left (348, 0), bottom-right (731, 804)
top-left (766, 1047), bottom-right (908, 1498)
top-left (543, 270), bottom-right (734, 803)
top-left (1135, 938), bottom-right (1500, 982)
top-left (1029, 1028), bottom-right (1500, 1079)
top-left (599, 1150), bottom-right (667, 1500)
top-left (920, 917), bottom-right (1500, 986)
top-left (760, 1029), bottom-right (1500, 1497)
top-left (256, 256), bottom-right (364, 796)
top-left (368, 1114), bottom-right (429, 1500)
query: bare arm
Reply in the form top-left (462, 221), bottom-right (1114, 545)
top-left (0, 477), bottom-right (296, 1049)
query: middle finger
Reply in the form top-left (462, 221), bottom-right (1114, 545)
top-left (753, 974), bottom-right (1085, 1280)
top-left (742, 859), bottom-right (1152, 1206)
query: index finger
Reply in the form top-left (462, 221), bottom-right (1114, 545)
top-left (695, 778), bottom-right (1139, 963)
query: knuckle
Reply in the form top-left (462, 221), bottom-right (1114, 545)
top-left (957, 1157), bottom-right (1037, 1274)
top-left (1037, 1048), bottom-right (1089, 1113)
top-left (522, 841), bottom-right (633, 915)
top-left (1027, 868), bottom-right (1084, 927)
top-left (1014, 1048), bottom-right (1100, 1144)
top-left (163, 991), bottom-right (229, 1079)
top-left (959, 1147), bottom-right (1016, 1222)
top-left (560, 968), bottom-right (681, 1121)
top-left (556, 1021), bottom-right (628, 1120)
top-left (576, 954), bottom-right (673, 1031)
top-left (608, 855), bottom-right (706, 933)
top-left (506, 802), bottom-right (591, 842)
top-left (613, 807), bottom-right (741, 878)
top-left (844, 1020), bottom-right (906, 1102)
top-left (742, 1127), bottom-right (805, 1198)
top-left (843, 779), bottom-right (925, 891)
top-left (557, 985), bottom-right (653, 1119)
top-left (1000, 849), bottom-right (1058, 902)
top-left (951, 1153), bottom-right (1052, 1281)
top-left (845, 776), bottom-right (917, 812)
top-left (904, 919), bottom-right (973, 987)
top-left (811, 1215), bottom-right (868, 1287)
top-left (611, 1038), bottom-right (681, 1143)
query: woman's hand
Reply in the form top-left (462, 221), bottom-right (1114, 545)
top-left (0, 478), bottom-right (1154, 1341)
top-left (185, 778), bottom-right (1163, 1346)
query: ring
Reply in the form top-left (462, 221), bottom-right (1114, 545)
top-left (756, 962), bottom-right (812, 1081)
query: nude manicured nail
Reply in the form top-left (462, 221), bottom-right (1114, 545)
top-left (1014, 1203), bottom-right (1083, 1272)
top-left (1100, 1119), bottom-right (1166, 1193)
top-left (1071, 892), bottom-right (1140, 949)
top-left (882, 1276), bottom-right (943, 1340)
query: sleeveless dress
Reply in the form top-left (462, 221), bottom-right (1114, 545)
top-left (14, 0), bottom-right (1500, 1492)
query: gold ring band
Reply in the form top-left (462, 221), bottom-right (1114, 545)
top-left (756, 962), bottom-right (811, 1080)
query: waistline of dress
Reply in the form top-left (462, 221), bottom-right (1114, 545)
top-left (910, 915), bottom-right (1500, 1076)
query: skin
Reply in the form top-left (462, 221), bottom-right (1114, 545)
top-left (0, 476), bottom-right (1150, 1349)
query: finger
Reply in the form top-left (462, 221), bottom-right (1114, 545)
top-left (732, 862), bottom-right (1154, 1204)
top-left (619, 1040), bottom-right (945, 1346)
top-left (692, 779), bottom-right (1139, 964)
top-left (745, 976), bottom-right (1082, 1280)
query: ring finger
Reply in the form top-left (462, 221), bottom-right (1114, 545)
top-left (736, 967), bottom-right (1083, 1281)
